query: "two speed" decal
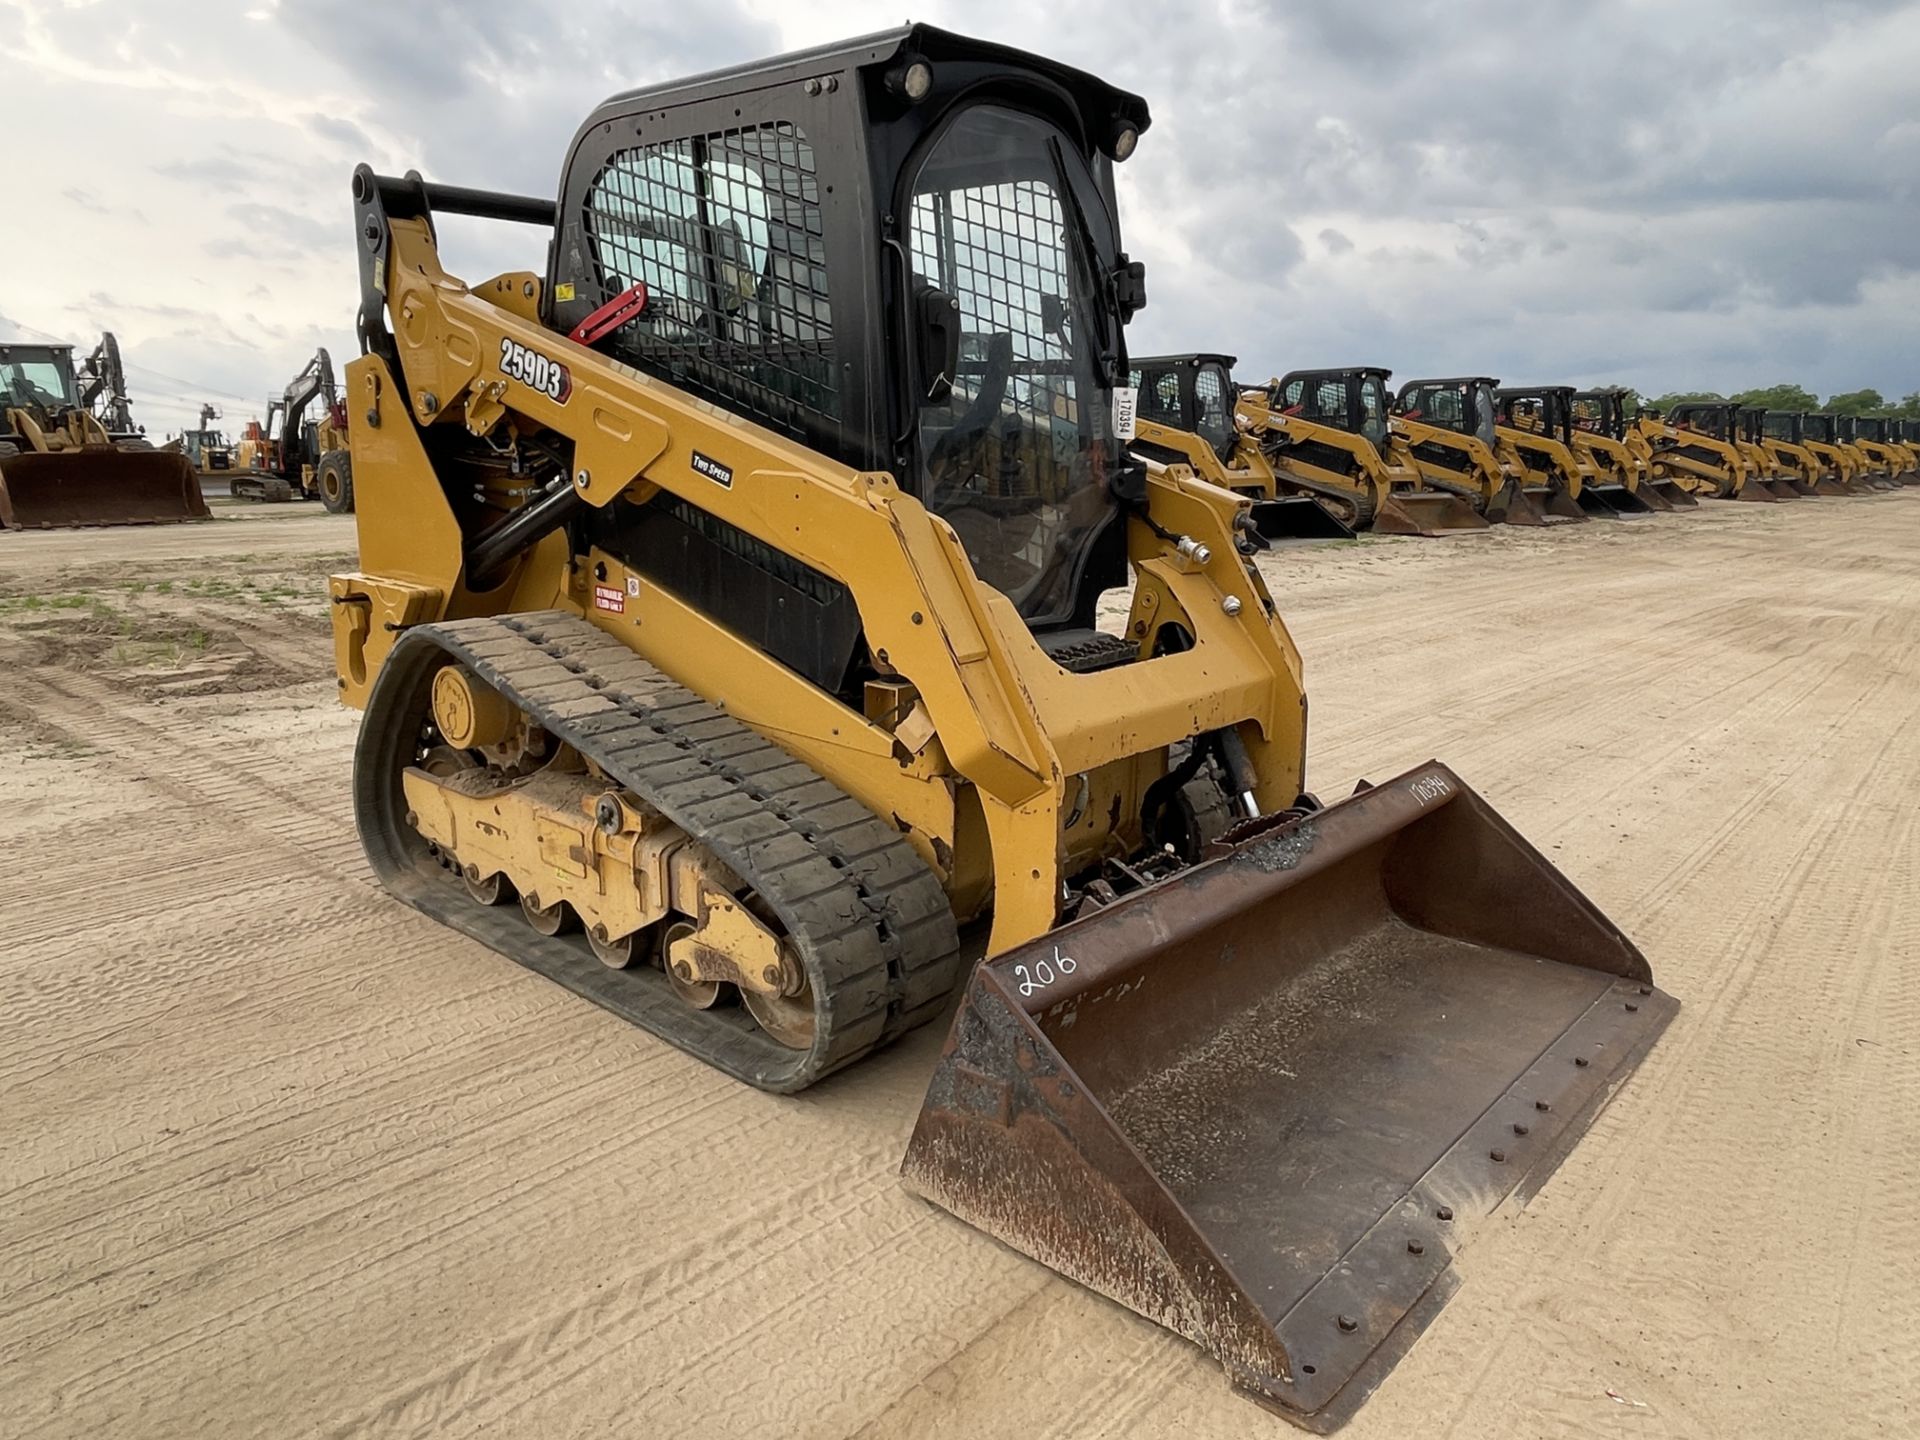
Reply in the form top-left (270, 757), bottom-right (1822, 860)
top-left (499, 337), bottom-right (572, 404)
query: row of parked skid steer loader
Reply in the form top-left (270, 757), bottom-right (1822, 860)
top-left (1128, 354), bottom-right (1917, 540)
top-left (286, 23), bottom-right (1908, 1432)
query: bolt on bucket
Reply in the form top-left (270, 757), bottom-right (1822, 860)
top-left (1646, 477), bottom-right (1700, 507)
top-left (0, 449), bottom-right (208, 530)
top-left (1370, 491), bottom-right (1489, 536)
top-left (903, 762), bottom-right (1676, 1432)
top-left (1249, 496), bottom-right (1357, 542)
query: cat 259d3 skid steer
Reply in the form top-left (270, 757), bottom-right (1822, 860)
top-left (330, 26), bottom-right (1673, 1431)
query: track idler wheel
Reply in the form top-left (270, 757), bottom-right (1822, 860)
top-left (520, 891), bottom-right (575, 936)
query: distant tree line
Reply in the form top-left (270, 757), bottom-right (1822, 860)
top-left (1618, 384), bottom-right (1920, 418)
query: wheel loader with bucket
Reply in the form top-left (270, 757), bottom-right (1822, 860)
top-left (1571, 389), bottom-right (1697, 509)
top-left (1128, 354), bottom-right (1355, 540)
top-left (1246, 367), bottom-right (1489, 535)
top-left (1, 340), bottom-right (206, 529)
top-left (330, 26), bottom-right (1674, 1430)
top-left (1388, 376), bottom-right (1547, 525)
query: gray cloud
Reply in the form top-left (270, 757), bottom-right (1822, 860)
top-left (5, 0), bottom-right (1914, 428)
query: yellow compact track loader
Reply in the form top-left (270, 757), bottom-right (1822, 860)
top-left (1795, 413), bottom-right (1873, 493)
top-left (1571, 389), bottom-right (1696, 510)
top-left (1757, 411), bottom-right (1847, 495)
top-left (1830, 415), bottom-right (1898, 489)
top-left (1643, 403), bottom-right (1773, 501)
top-left (1390, 375), bottom-right (1546, 525)
top-left (330, 27), bottom-right (1673, 1429)
top-left (1740, 408), bottom-right (1822, 497)
top-left (1499, 385), bottom-right (1660, 517)
top-left (1485, 387), bottom-right (1594, 521)
top-left (1245, 367), bottom-right (1488, 535)
top-left (1129, 353), bottom-right (1355, 540)
top-left (1849, 416), bottom-right (1919, 485)
top-left (1, 339), bottom-right (206, 529)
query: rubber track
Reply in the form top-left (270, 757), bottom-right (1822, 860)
top-left (355, 611), bottom-right (961, 1093)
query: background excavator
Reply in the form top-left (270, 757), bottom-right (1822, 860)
top-left (171, 402), bottom-right (239, 481)
top-left (329, 26), bottom-right (1672, 1429)
top-left (1572, 388), bottom-right (1697, 509)
top-left (1389, 375), bottom-right (1544, 525)
top-left (1244, 366), bottom-right (1488, 534)
top-left (231, 349), bottom-right (355, 508)
top-left (1506, 385), bottom-right (1669, 516)
top-left (1128, 353), bottom-right (1355, 539)
top-left (1, 336), bottom-right (205, 529)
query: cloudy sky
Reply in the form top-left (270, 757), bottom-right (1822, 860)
top-left (4, 0), bottom-right (1915, 438)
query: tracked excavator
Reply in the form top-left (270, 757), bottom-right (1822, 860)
top-left (1243, 367), bottom-right (1488, 534)
top-left (1128, 354), bottom-right (1354, 540)
top-left (1, 339), bottom-right (205, 529)
top-left (233, 350), bottom-right (356, 508)
top-left (330, 27), bottom-right (1673, 1429)
top-left (1388, 376), bottom-right (1544, 525)
top-left (1571, 389), bottom-right (1696, 509)
top-left (1644, 402), bottom-right (1773, 501)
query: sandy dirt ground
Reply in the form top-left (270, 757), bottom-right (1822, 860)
top-left (2, 494), bottom-right (1916, 1438)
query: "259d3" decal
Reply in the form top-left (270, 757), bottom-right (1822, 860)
top-left (499, 337), bottom-right (572, 404)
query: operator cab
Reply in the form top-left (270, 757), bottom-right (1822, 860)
top-left (1571, 389), bottom-right (1632, 439)
top-left (1129, 353), bottom-right (1240, 463)
top-left (548, 25), bottom-right (1150, 636)
top-left (1763, 411), bottom-right (1802, 444)
top-left (1270, 367), bottom-right (1397, 450)
top-left (1495, 386), bottom-right (1579, 447)
top-left (1666, 402), bottom-right (1738, 442)
top-left (1396, 376), bottom-right (1500, 449)
top-left (0, 343), bottom-right (79, 414)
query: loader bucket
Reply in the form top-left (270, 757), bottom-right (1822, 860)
top-left (1646, 478), bottom-right (1699, 508)
top-left (1577, 482), bottom-right (1659, 517)
top-left (1762, 479), bottom-right (1802, 500)
top-left (1523, 484), bottom-right (1588, 524)
top-left (0, 449), bottom-right (208, 530)
top-left (1370, 491), bottom-right (1489, 536)
top-left (1483, 479), bottom-right (1546, 527)
top-left (1250, 496), bottom-right (1357, 542)
top-left (1728, 480), bottom-right (1777, 502)
top-left (904, 762), bottom-right (1676, 1433)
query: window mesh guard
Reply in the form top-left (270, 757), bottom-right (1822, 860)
top-left (910, 179), bottom-right (1080, 504)
top-left (583, 121), bottom-right (836, 436)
